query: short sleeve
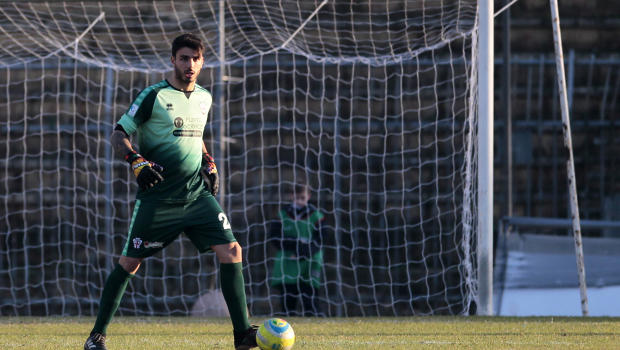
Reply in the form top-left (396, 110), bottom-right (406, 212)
top-left (117, 113), bottom-right (138, 135)
top-left (116, 86), bottom-right (161, 135)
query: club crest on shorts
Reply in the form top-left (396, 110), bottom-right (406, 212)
top-left (133, 238), bottom-right (143, 249)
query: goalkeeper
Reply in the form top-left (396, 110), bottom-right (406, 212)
top-left (84, 34), bottom-right (258, 350)
top-left (269, 183), bottom-right (326, 317)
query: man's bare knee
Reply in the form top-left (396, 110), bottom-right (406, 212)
top-left (211, 242), bottom-right (242, 264)
top-left (118, 255), bottom-right (143, 274)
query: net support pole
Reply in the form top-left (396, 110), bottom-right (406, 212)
top-left (477, 0), bottom-right (494, 316)
top-left (549, 0), bottom-right (589, 317)
top-left (215, 0), bottom-right (226, 209)
top-left (501, 0), bottom-right (512, 218)
top-left (103, 67), bottom-right (114, 273)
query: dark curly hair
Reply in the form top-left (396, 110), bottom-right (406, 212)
top-left (171, 33), bottom-right (205, 57)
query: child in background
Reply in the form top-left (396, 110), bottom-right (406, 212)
top-left (269, 184), bottom-right (326, 317)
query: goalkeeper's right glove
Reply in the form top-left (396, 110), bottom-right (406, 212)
top-left (125, 151), bottom-right (164, 190)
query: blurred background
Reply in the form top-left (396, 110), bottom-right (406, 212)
top-left (0, 0), bottom-right (619, 318)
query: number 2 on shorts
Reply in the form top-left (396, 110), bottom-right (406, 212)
top-left (218, 213), bottom-right (231, 230)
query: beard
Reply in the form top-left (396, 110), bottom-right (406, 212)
top-left (173, 65), bottom-right (195, 83)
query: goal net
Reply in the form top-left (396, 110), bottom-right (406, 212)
top-left (0, 0), bottom-right (478, 316)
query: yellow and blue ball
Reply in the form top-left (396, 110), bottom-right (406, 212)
top-left (256, 318), bottom-right (295, 350)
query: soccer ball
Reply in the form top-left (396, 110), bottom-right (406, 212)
top-left (256, 318), bottom-right (296, 350)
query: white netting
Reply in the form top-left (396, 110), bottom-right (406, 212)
top-left (0, 0), bottom-right (478, 316)
top-left (0, 1), bottom-right (476, 68)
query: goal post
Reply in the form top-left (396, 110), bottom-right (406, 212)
top-left (476, 0), bottom-right (494, 316)
top-left (0, 0), bottom-right (484, 317)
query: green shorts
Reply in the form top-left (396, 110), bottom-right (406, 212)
top-left (122, 195), bottom-right (236, 258)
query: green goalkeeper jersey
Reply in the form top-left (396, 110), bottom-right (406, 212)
top-left (117, 80), bottom-right (212, 202)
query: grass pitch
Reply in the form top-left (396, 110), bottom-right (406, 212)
top-left (0, 316), bottom-right (618, 349)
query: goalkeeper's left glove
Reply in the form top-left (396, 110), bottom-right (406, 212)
top-left (202, 152), bottom-right (219, 196)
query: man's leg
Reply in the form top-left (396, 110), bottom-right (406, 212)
top-left (85, 256), bottom-right (142, 350)
top-left (299, 283), bottom-right (321, 317)
top-left (274, 284), bottom-right (291, 316)
top-left (92, 198), bottom-right (173, 336)
top-left (212, 243), bottom-right (251, 331)
top-left (282, 283), bottom-right (300, 316)
top-left (212, 242), bottom-right (257, 349)
top-left (185, 196), bottom-right (257, 349)
top-left (92, 257), bottom-right (142, 334)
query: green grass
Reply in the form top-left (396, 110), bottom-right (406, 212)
top-left (1, 316), bottom-right (619, 349)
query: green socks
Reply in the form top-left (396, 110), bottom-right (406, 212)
top-left (220, 262), bottom-right (251, 332)
top-left (91, 264), bottom-right (134, 335)
top-left (90, 262), bottom-right (249, 334)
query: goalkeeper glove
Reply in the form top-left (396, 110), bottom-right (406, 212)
top-left (202, 152), bottom-right (219, 196)
top-left (125, 151), bottom-right (164, 190)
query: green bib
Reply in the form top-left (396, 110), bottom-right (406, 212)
top-left (270, 209), bottom-right (324, 288)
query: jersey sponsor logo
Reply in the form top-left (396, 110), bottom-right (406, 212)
top-left (174, 117), bottom-right (184, 128)
top-left (128, 104), bottom-right (138, 117)
top-left (144, 241), bottom-right (163, 249)
top-left (133, 237), bottom-right (143, 249)
top-left (166, 103), bottom-right (174, 110)
top-left (173, 130), bottom-right (202, 137)
top-left (173, 116), bottom-right (203, 137)
top-left (200, 101), bottom-right (208, 115)
top-left (174, 117), bottom-right (203, 130)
